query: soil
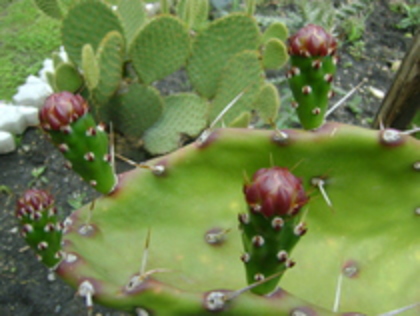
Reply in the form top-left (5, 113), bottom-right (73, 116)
top-left (0, 2), bottom-right (415, 315)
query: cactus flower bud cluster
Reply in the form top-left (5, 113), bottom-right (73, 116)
top-left (239, 167), bottom-right (309, 294)
top-left (16, 189), bottom-right (63, 268)
top-left (287, 24), bottom-right (337, 57)
top-left (39, 92), bottom-right (117, 194)
top-left (40, 92), bottom-right (88, 131)
top-left (286, 24), bottom-right (338, 130)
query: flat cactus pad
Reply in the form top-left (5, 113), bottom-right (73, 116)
top-left (57, 123), bottom-right (420, 315)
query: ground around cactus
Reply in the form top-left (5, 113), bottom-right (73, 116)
top-left (0, 2), bottom-right (415, 316)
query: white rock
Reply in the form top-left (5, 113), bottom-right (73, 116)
top-left (38, 58), bottom-right (54, 82)
top-left (12, 75), bottom-right (53, 108)
top-left (0, 104), bottom-right (39, 134)
top-left (0, 131), bottom-right (16, 154)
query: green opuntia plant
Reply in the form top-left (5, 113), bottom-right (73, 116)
top-left (39, 91), bottom-right (117, 194)
top-left (33, 0), bottom-right (290, 155)
top-left (15, 189), bottom-right (63, 268)
top-left (287, 24), bottom-right (338, 129)
top-left (240, 167), bottom-right (309, 295)
top-left (16, 2), bottom-right (420, 316)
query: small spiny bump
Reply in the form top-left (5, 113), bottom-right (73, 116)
top-left (90, 180), bottom-right (97, 187)
top-left (86, 127), bottom-right (97, 136)
top-left (21, 224), bottom-right (34, 237)
top-left (238, 213), bottom-right (250, 225)
top-left (273, 130), bottom-right (289, 144)
top-left (48, 207), bottom-right (58, 217)
top-left (294, 222), bottom-right (307, 236)
top-left (327, 90), bottom-right (335, 99)
top-left (64, 252), bottom-right (78, 263)
top-left (152, 165), bottom-right (165, 175)
top-left (414, 207), bottom-right (420, 216)
top-left (413, 161), bottom-right (420, 171)
top-left (271, 217), bottom-right (284, 230)
top-left (58, 143), bottom-right (69, 153)
top-left (324, 74), bottom-right (334, 83)
top-left (291, 101), bottom-right (299, 109)
top-left (252, 235), bottom-right (265, 247)
top-left (241, 253), bottom-right (251, 263)
top-left (60, 125), bottom-right (72, 134)
top-left (380, 129), bottom-right (403, 146)
top-left (250, 204), bottom-right (262, 213)
top-left (204, 291), bottom-right (227, 312)
top-left (103, 154), bottom-right (112, 163)
top-left (342, 260), bottom-right (359, 278)
top-left (312, 59), bottom-right (322, 69)
top-left (312, 107), bottom-right (321, 115)
top-left (254, 273), bottom-right (265, 281)
top-left (277, 250), bottom-right (288, 263)
top-left (44, 223), bottom-right (56, 232)
top-left (37, 241), bottom-right (48, 251)
top-left (97, 123), bottom-right (106, 132)
top-left (84, 152), bottom-right (95, 162)
top-left (285, 259), bottom-right (296, 268)
top-left (302, 85), bottom-right (312, 95)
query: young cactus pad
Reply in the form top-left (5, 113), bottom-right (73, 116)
top-left (240, 167), bottom-right (309, 295)
top-left (56, 123), bottom-right (419, 315)
top-left (287, 24), bottom-right (338, 130)
top-left (39, 92), bottom-right (117, 194)
top-left (16, 189), bottom-right (63, 268)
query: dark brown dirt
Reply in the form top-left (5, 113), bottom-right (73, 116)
top-left (0, 2), bottom-right (415, 315)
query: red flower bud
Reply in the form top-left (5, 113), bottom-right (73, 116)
top-left (244, 167), bottom-right (308, 217)
top-left (39, 92), bottom-right (88, 131)
top-left (16, 189), bottom-right (54, 217)
top-left (287, 24), bottom-right (337, 57)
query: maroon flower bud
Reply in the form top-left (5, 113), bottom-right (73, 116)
top-left (16, 189), bottom-right (54, 217)
top-left (39, 92), bottom-right (88, 131)
top-left (243, 167), bottom-right (308, 217)
top-left (287, 24), bottom-right (337, 57)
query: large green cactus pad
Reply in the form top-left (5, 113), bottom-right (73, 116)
top-left (143, 93), bottom-right (208, 154)
top-left (117, 0), bottom-right (146, 49)
top-left (210, 51), bottom-right (263, 126)
top-left (57, 124), bottom-right (420, 315)
top-left (62, 0), bottom-right (124, 66)
top-left (105, 83), bottom-right (164, 138)
top-left (130, 15), bottom-right (191, 84)
top-left (187, 13), bottom-right (260, 98)
top-left (92, 30), bottom-right (124, 107)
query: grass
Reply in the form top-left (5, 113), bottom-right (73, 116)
top-left (0, 0), bottom-right (61, 101)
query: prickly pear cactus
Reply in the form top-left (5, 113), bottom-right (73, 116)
top-left (39, 92), bottom-right (117, 194)
top-left (51, 123), bottom-right (420, 315)
top-left (287, 24), bottom-right (338, 130)
top-left (16, 189), bottom-right (63, 268)
top-left (240, 167), bottom-right (309, 295)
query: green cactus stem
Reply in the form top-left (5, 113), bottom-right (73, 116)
top-left (39, 92), bottom-right (117, 194)
top-left (287, 24), bottom-right (338, 130)
top-left (16, 189), bottom-right (63, 268)
top-left (55, 123), bottom-right (419, 314)
top-left (240, 167), bottom-right (309, 295)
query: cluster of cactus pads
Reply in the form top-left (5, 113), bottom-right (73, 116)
top-left (15, 1), bottom-right (420, 315)
top-left (36, 0), bottom-right (290, 155)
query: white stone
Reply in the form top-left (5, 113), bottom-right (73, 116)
top-left (0, 131), bottom-right (16, 154)
top-left (13, 75), bottom-right (53, 108)
top-left (0, 103), bottom-right (39, 134)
